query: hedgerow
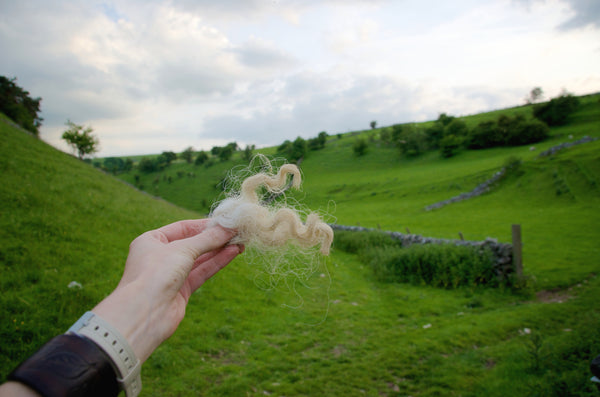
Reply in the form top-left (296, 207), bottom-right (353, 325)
top-left (335, 230), bottom-right (499, 288)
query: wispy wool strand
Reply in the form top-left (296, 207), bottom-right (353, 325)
top-left (209, 159), bottom-right (334, 255)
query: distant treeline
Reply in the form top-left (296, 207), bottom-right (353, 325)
top-left (94, 130), bottom-right (333, 175)
top-left (92, 91), bottom-right (581, 174)
top-left (356, 92), bottom-right (580, 158)
top-left (0, 76), bottom-right (43, 135)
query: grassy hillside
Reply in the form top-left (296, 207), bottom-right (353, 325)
top-left (2, 92), bottom-right (600, 396)
top-left (0, 113), bottom-right (198, 375)
top-left (117, 94), bottom-right (600, 288)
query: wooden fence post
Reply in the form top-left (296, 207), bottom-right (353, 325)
top-left (512, 224), bottom-right (523, 277)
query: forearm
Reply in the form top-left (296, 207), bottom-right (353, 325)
top-left (91, 281), bottom-right (166, 363)
top-left (0, 382), bottom-right (41, 397)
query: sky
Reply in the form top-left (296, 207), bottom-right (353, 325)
top-left (1, 0), bottom-right (599, 157)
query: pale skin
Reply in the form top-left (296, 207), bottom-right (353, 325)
top-left (0, 219), bottom-right (242, 396)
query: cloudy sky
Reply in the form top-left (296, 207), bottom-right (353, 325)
top-left (1, 0), bottom-right (599, 157)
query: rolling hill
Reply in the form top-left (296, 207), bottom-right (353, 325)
top-left (2, 93), bottom-right (600, 396)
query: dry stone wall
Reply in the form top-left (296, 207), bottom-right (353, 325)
top-left (331, 224), bottom-right (515, 280)
top-left (538, 135), bottom-right (598, 157)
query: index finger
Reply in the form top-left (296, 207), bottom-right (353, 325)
top-left (155, 219), bottom-right (211, 242)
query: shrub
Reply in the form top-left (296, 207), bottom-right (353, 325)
top-left (366, 243), bottom-right (496, 288)
top-left (379, 128), bottom-right (391, 144)
top-left (504, 118), bottom-right (549, 146)
top-left (469, 114), bottom-right (549, 149)
top-left (397, 126), bottom-right (428, 157)
top-left (335, 230), bottom-right (501, 289)
top-left (353, 138), bottom-right (368, 156)
top-left (290, 137), bottom-right (307, 162)
top-left (445, 119), bottom-right (469, 138)
top-left (194, 151), bottom-right (208, 165)
top-left (439, 134), bottom-right (463, 158)
top-left (138, 157), bottom-right (158, 173)
top-left (533, 93), bottom-right (580, 126)
top-left (334, 230), bottom-right (401, 254)
top-left (425, 123), bottom-right (445, 149)
top-left (424, 114), bottom-right (459, 149)
top-left (277, 137), bottom-right (307, 163)
top-left (467, 120), bottom-right (502, 149)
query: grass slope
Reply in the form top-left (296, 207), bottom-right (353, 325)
top-left (0, 113), bottom-right (197, 376)
top-left (2, 93), bottom-right (600, 396)
top-left (118, 94), bottom-right (600, 288)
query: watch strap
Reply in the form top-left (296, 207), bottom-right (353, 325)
top-left (7, 333), bottom-right (120, 397)
top-left (68, 312), bottom-right (141, 397)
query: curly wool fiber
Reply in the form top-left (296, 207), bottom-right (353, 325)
top-left (209, 160), bottom-right (334, 255)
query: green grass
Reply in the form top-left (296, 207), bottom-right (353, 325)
top-left (2, 93), bottom-right (600, 396)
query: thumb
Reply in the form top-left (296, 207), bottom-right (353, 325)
top-left (172, 225), bottom-right (236, 260)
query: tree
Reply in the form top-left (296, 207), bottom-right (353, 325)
top-left (445, 119), bottom-right (468, 138)
top-left (218, 145), bottom-right (234, 161)
top-left (0, 76), bottom-right (43, 135)
top-left (277, 140), bottom-right (292, 154)
top-left (467, 120), bottom-right (502, 149)
top-left (396, 125), bottom-right (428, 157)
top-left (195, 151), bottom-right (209, 165)
top-left (318, 131), bottom-right (328, 144)
top-left (277, 137), bottom-right (307, 163)
top-left (61, 120), bottom-right (99, 159)
top-left (138, 157), bottom-right (157, 173)
top-left (437, 113), bottom-right (455, 127)
top-left (533, 92), bottom-right (580, 126)
top-left (370, 121), bottom-right (377, 130)
top-left (526, 87), bottom-right (544, 104)
top-left (181, 146), bottom-right (194, 163)
top-left (353, 138), bottom-right (368, 156)
top-left (439, 134), bottom-right (462, 158)
top-left (242, 145), bottom-right (255, 161)
top-left (161, 151), bottom-right (177, 165)
top-left (379, 128), bottom-right (391, 144)
top-left (289, 137), bottom-right (307, 163)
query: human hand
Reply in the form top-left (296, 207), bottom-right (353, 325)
top-left (92, 219), bottom-right (242, 362)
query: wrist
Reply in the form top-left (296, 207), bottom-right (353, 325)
top-left (91, 282), bottom-right (164, 363)
top-left (69, 310), bottom-right (142, 397)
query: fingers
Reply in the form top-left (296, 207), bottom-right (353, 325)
top-left (172, 225), bottom-right (237, 261)
top-left (155, 219), bottom-right (211, 243)
top-left (187, 245), bottom-right (242, 292)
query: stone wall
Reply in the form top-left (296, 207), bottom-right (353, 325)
top-left (425, 168), bottom-right (507, 211)
top-left (331, 224), bottom-right (515, 280)
top-left (538, 135), bottom-right (598, 157)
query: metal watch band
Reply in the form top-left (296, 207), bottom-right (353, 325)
top-left (68, 312), bottom-right (142, 397)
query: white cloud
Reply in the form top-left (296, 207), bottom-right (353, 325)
top-left (0, 0), bottom-right (598, 156)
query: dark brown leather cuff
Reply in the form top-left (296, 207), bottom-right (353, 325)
top-left (7, 333), bottom-right (119, 397)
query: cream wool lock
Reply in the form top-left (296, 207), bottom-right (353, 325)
top-left (209, 157), bottom-right (334, 256)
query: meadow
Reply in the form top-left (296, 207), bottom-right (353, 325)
top-left (1, 94), bottom-right (600, 396)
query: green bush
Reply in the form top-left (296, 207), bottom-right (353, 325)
top-left (504, 118), bottom-right (549, 146)
top-left (468, 114), bottom-right (549, 149)
top-left (333, 230), bottom-right (401, 254)
top-left (194, 151), bottom-right (209, 165)
top-left (365, 244), bottom-right (496, 288)
top-left (138, 157), bottom-right (158, 173)
top-left (352, 138), bottom-right (368, 156)
top-left (533, 93), bottom-right (580, 126)
top-left (335, 231), bottom-right (499, 289)
top-left (397, 125), bottom-right (428, 157)
top-left (467, 120), bottom-right (503, 149)
top-left (278, 137), bottom-right (307, 162)
top-left (439, 134), bottom-right (463, 158)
